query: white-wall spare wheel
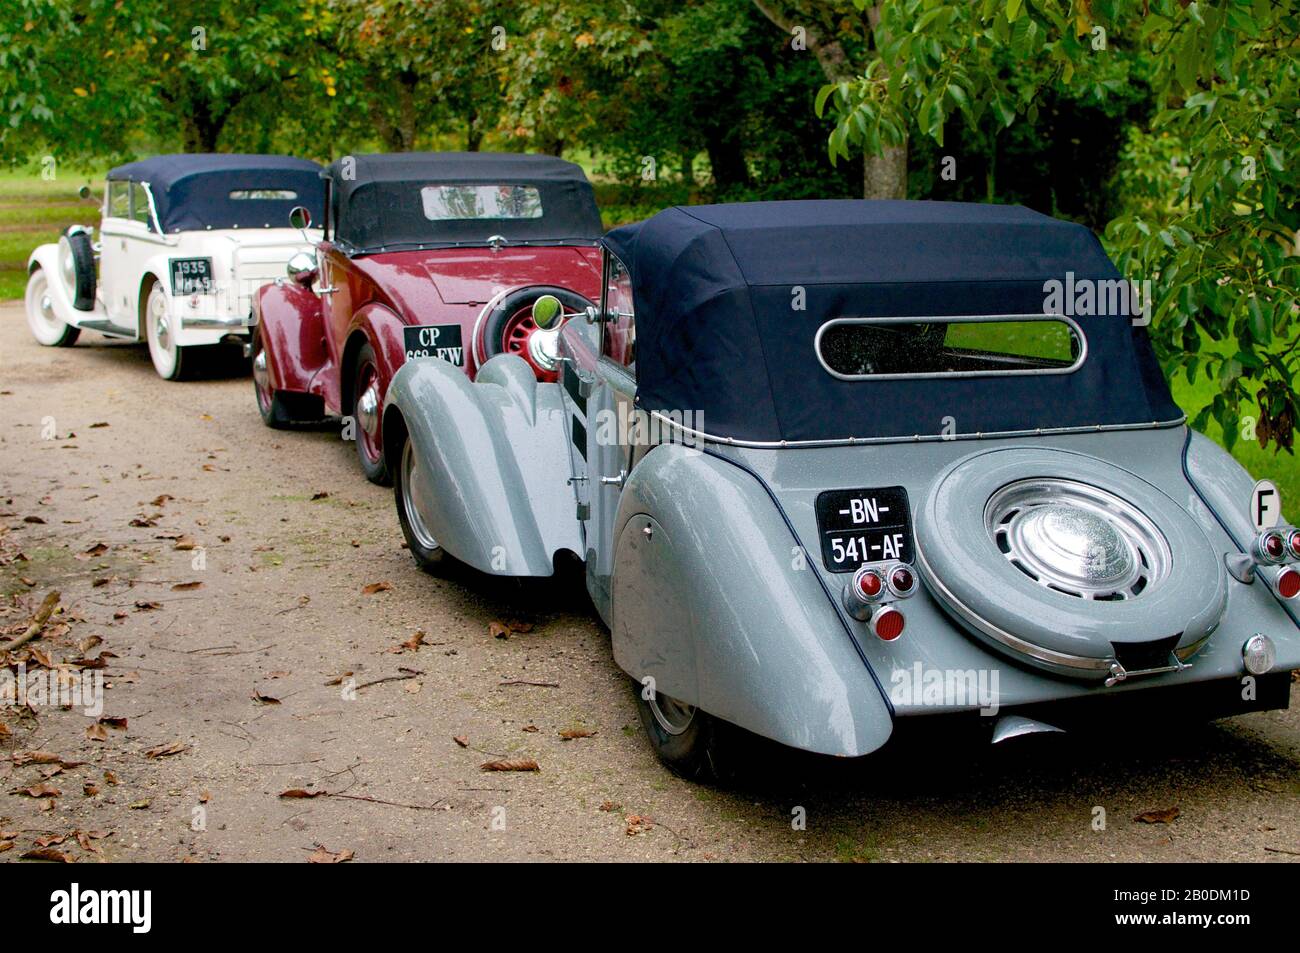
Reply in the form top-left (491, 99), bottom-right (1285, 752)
top-left (914, 447), bottom-right (1227, 682)
top-left (58, 226), bottom-right (96, 311)
top-left (25, 267), bottom-right (80, 347)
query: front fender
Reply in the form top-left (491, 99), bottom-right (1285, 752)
top-left (255, 280), bottom-right (325, 394)
top-left (384, 353), bottom-right (582, 576)
top-left (610, 444), bottom-right (894, 758)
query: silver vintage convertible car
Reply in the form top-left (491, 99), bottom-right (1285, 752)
top-left (381, 200), bottom-right (1300, 778)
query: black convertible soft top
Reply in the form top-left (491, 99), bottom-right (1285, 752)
top-left (323, 152), bottom-right (603, 254)
top-left (602, 200), bottom-right (1181, 443)
top-left (107, 154), bottom-right (324, 233)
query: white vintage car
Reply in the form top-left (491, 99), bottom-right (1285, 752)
top-left (25, 154), bottom-right (323, 380)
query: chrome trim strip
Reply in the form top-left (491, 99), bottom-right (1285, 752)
top-left (645, 409), bottom-right (1186, 449)
top-left (813, 312), bottom-right (1088, 382)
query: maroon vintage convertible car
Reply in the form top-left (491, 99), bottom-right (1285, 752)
top-left (250, 152), bottom-right (604, 482)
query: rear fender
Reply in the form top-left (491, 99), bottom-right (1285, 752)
top-left (341, 304), bottom-right (408, 417)
top-left (610, 444), bottom-right (894, 758)
top-left (384, 353), bottom-right (583, 575)
top-left (254, 280), bottom-right (325, 394)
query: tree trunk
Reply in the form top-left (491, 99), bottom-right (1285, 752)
top-left (864, 144), bottom-right (907, 199)
top-left (680, 149), bottom-right (696, 187)
top-left (182, 96), bottom-right (225, 152)
top-left (704, 128), bottom-right (750, 196)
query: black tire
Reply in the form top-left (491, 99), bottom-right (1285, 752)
top-left (479, 285), bottom-right (592, 362)
top-left (632, 679), bottom-right (736, 783)
top-left (351, 341), bottom-right (390, 485)
top-left (392, 429), bottom-right (450, 575)
top-left (59, 228), bottom-right (96, 311)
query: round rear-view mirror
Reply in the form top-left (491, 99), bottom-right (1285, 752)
top-left (78, 185), bottom-right (92, 200)
top-left (288, 206), bottom-right (312, 230)
top-left (532, 294), bottom-right (563, 330)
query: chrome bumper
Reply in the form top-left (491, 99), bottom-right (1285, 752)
top-left (180, 314), bottom-right (252, 332)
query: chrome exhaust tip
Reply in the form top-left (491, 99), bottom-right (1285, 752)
top-left (991, 714), bottom-right (1065, 744)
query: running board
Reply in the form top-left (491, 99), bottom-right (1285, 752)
top-left (75, 319), bottom-right (138, 340)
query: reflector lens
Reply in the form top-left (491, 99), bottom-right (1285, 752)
top-left (1278, 568), bottom-right (1300, 600)
top-left (871, 606), bottom-right (905, 641)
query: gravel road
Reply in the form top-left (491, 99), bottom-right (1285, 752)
top-left (1, 303), bottom-right (1297, 863)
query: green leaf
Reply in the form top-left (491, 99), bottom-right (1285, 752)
top-left (1006, 0), bottom-right (1023, 24)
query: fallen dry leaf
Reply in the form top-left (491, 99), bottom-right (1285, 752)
top-left (452, 736), bottom-right (469, 748)
top-left (521, 725), bottom-right (539, 733)
top-left (559, 728), bottom-right (597, 740)
top-left (143, 741), bottom-right (189, 759)
top-left (76, 543), bottom-right (109, 560)
top-left (393, 630), bottom-right (426, 653)
top-left (362, 581), bottom-right (393, 595)
top-left (85, 722), bottom-right (109, 742)
top-left (77, 635), bottom-right (103, 654)
top-left (11, 751), bottom-right (63, 766)
top-left (34, 834), bottom-right (66, 847)
top-left (599, 801), bottom-right (621, 813)
top-left (279, 789), bottom-right (326, 799)
top-left (98, 716), bottom-right (127, 730)
top-left (0, 841), bottom-right (13, 852)
top-left (173, 536), bottom-right (197, 551)
top-left (625, 814), bottom-right (654, 836)
top-left (480, 759), bottom-right (540, 773)
top-left (20, 847), bottom-right (73, 862)
top-left (1135, 807), bottom-right (1180, 825)
top-left (310, 491), bottom-right (330, 501)
top-left (103, 770), bottom-right (119, 785)
top-left (129, 799), bottom-right (150, 809)
top-left (171, 581), bottom-right (203, 591)
top-left (18, 783), bottom-right (61, 798)
top-left (307, 844), bottom-right (353, 864)
top-left (403, 680), bottom-right (422, 694)
top-left (83, 783), bottom-right (99, 797)
top-left (133, 600), bottom-right (161, 612)
top-left (250, 689), bottom-right (281, 706)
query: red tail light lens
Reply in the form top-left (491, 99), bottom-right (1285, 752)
top-left (1278, 567), bottom-right (1300, 600)
top-left (870, 606), bottom-right (905, 641)
top-left (888, 565), bottom-right (917, 598)
top-left (855, 568), bottom-right (884, 601)
top-left (1255, 530), bottom-right (1287, 564)
top-left (1288, 530), bottom-right (1300, 561)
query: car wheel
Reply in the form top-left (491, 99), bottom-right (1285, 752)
top-left (632, 680), bottom-right (735, 782)
top-left (24, 268), bottom-right (80, 347)
top-left (352, 342), bottom-right (390, 484)
top-left (251, 330), bottom-right (292, 428)
top-left (394, 432), bottom-right (448, 574)
top-left (145, 282), bottom-right (190, 380)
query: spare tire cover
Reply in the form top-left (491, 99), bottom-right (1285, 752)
top-left (914, 447), bottom-right (1227, 679)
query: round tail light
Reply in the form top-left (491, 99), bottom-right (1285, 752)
top-left (870, 606), bottom-right (905, 641)
top-left (1287, 529), bottom-right (1300, 561)
top-left (1255, 530), bottom-right (1287, 564)
top-left (1277, 567), bottom-right (1300, 600)
top-left (854, 567), bottom-right (884, 601)
top-left (887, 564), bottom-right (917, 598)
top-left (1242, 634), bottom-right (1275, 675)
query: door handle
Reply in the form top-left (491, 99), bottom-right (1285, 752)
top-left (599, 470), bottom-right (627, 488)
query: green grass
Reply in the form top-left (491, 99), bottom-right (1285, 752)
top-left (0, 164), bottom-right (103, 300)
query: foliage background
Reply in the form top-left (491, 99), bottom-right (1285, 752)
top-left (2, 0), bottom-right (1296, 490)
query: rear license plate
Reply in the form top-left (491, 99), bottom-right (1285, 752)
top-left (169, 257), bottom-right (214, 295)
top-left (403, 324), bottom-right (464, 366)
top-left (815, 486), bottom-right (913, 572)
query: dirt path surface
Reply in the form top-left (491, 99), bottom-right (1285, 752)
top-left (1, 302), bottom-right (1298, 863)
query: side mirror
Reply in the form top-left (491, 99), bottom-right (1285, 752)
top-left (532, 294), bottom-right (564, 330)
top-left (286, 251), bottom-right (317, 286)
top-left (288, 206), bottom-right (312, 230)
top-left (78, 185), bottom-right (92, 200)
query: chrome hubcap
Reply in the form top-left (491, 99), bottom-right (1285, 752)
top-left (986, 479), bottom-right (1170, 600)
top-left (401, 439), bottom-right (439, 552)
top-left (648, 692), bottom-right (696, 736)
top-left (357, 382), bottom-right (380, 436)
top-left (39, 293), bottom-right (54, 322)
